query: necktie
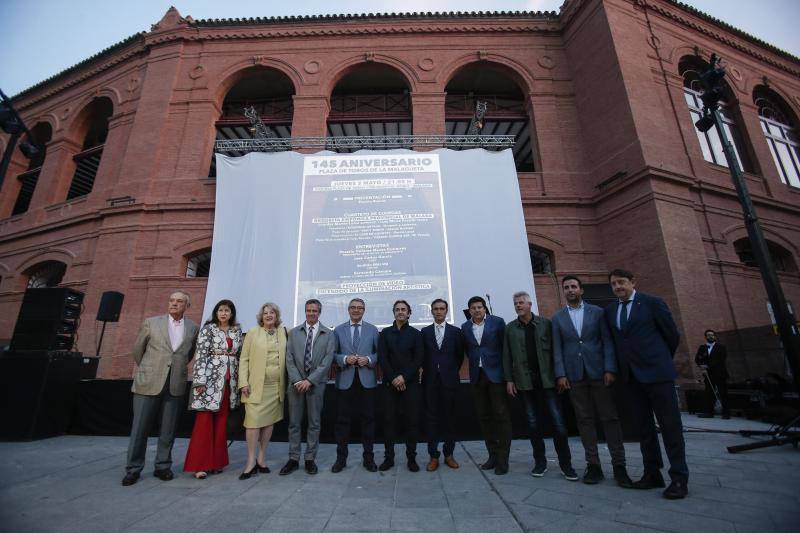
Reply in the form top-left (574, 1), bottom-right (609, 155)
top-left (619, 300), bottom-right (631, 331)
top-left (352, 323), bottom-right (361, 353)
top-left (304, 325), bottom-right (314, 373)
top-left (435, 324), bottom-right (444, 349)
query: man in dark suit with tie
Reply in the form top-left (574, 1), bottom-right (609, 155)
top-left (605, 269), bottom-right (688, 499)
top-left (421, 298), bottom-right (465, 471)
top-left (694, 329), bottom-right (730, 419)
top-left (462, 295), bottom-right (510, 475)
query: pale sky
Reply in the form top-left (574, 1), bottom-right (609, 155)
top-left (1, 0), bottom-right (798, 97)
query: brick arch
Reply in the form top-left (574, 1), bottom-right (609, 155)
top-left (437, 54), bottom-right (536, 95)
top-left (322, 54), bottom-right (419, 96)
top-left (677, 54), bottom-right (741, 103)
top-left (16, 248), bottom-right (77, 274)
top-left (526, 232), bottom-right (565, 251)
top-left (173, 235), bottom-right (213, 257)
top-left (62, 95), bottom-right (115, 146)
top-left (212, 59), bottom-right (302, 108)
top-left (720, 225), bottom-right (799, 259)
top-left (750, 82), bottom-right (800, 125)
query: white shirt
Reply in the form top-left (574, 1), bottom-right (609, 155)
top-left (706, 342), bottom-right (715, 355)
top-left (472, 318), bottom-right (485, 367)
top-left (566, 302), bottom-right (585, 336)
top-left (168, 316), bottom-right (184, 352)
top-left (434, 321), bottom-right (446, 348)
top-left (616, 290), bottom-right (637, 329)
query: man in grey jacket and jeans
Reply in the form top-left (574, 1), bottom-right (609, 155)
top-left (552, 276), bottom-right (633, 487)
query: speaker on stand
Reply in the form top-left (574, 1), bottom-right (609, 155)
top-left (95, 291), bottom-right (124, 358)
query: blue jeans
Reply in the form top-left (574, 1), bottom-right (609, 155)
top-left (521, 388), bottom-right (572, 467)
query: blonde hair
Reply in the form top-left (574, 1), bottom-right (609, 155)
top-left (256, 302), bottom-right (282, 327)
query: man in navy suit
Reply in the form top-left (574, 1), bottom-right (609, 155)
top-left (605, 269), bottom-right (688, 499)
top-left (421, 298), bottom-right (465, 471)
top-left (331, 298), bottom-right (380, 473)
top-left (552, 276), bottom-right (633, 487)
top-left (462, 295), bottom-right (510, 475)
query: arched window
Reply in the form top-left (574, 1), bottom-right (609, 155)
top-left (446, 63), bottom-right (535, 171)
top-left (754, 86), bottom-right (800, 188)
top-left (12, 122), bottom-right (52, 215)
top-left (733, 238), bottom-right (797, 273)
top-left (679, 57), bottom-right (752, 172)
top-left (67, 97), bottom-right (113, 200)
top-left (186, 249), bottom-right (212, 278)
top-left (26, 260), bottom-right (67, 288)
top-left (529, 245), bottom-right (554, 274)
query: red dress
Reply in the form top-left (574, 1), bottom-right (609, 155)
top-left (184, 337), bottom-right (232, 472)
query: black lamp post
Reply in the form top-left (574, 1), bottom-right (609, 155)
top-left (0, 88), bottom-right (40, 189)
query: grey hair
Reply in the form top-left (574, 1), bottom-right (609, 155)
top-left (512, 291), bottom-right (532, 304)
top-left (170, 290), bottom-right (191, 307)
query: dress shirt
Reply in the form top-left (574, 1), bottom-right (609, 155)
top-left (434, 322), bottom-right (446, 349)
top-left (472, 318), bottom-right (485, 367)
top-left (616, 290), bottom-right (637, 329)
top-left (566, 302), bottom-right (585, 336)
top-left (706, 342), bottom-right (715, 355)
top-left (168, 316), bottom-right (184, 352)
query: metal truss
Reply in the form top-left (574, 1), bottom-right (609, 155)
top-left (214, 135), bottom-right (516, 153)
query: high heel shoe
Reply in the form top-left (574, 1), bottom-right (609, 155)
top-left (257, 463), bottom-right (271, 474)
top-left (238, 466), bottom-right (259, 480)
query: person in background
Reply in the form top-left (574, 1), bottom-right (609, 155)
top-left (184, 299), bottom-right (242, 479)
top-left (238, 302), bottom-right (287, 480)
top-left (695, 329), bottom-right (730, 419)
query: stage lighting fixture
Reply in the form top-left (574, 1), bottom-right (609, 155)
top-left (0, 103), bottom-right (24, 135)
top-left (695, 114), bottom-right (714, 132)
top-left (19, 141), bottom-right (40, 159)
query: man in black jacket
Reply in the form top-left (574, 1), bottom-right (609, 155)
top-left (378, 300), bottom-right (424, 472)
top-left (421, 298), bottom-right (465, 471)
top-left (695, 329), bottom-right (730, 419)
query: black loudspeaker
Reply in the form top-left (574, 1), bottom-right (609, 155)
top-left (96, 291), bottom-right (124, 322)
top-left (10, 288), bottom-right (84, 351)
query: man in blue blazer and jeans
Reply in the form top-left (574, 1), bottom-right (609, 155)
top-left (552, 275), bottom-right (633, 487)
top-left (605, 269), bottom-right (688, 499)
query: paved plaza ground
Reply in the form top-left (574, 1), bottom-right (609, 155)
top-left (1, 414), bottom-right (798, 532)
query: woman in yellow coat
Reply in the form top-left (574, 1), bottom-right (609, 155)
top-left (238, 302), bottom-right (287, 479)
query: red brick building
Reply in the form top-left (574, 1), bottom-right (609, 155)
top-left (1, 0), bottom-right (798, 386)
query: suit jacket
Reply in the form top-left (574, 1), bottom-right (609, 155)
top-left (502, 315), bottom-right (555, 390)
top-left (421, 322), bottom-right (465, 388)
top-left (190, 323), bottom-right (242, 411)
top-left (462, 314), bottom-right (506, 384)
top-left (286, 322), bottom-right (335, 388)
top-left (333, 321), bottom-right (379, 390)
top-left (604, 292), bottom-right (681, 384)
top-left (131, 314), bottom-right (199, 396)
top-left (695, 342), bottom-right (728, 380)
top-left (239, 326), bottom-right (287, 404)
top-left (552, 303), bottom-right (616, 382)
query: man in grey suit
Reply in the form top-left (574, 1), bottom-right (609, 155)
top-left (280, 299), bottom-right (335, 475)
top-left (122, 291), bottom-right (199, 486)
top-left (331, 298), bottom-right (380, 473)
top-left (552, 276), bottom-right (633, 487)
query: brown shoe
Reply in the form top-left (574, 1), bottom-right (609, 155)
top-left (444, 456), bottom-right (460, 469)
top-left (426, 457), bottom-right (439, 472)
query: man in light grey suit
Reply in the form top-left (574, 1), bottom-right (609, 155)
top-left (122, 291), bottom-right (199, 486)
top-left (552, 276), bottom-right (633, 487)
top-left (331, 298), bottom-right (380, 473)
top-left (280, 299), bottom-right (335, 475)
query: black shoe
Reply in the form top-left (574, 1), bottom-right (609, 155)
top-left (407, 459), bottom-right (420, 472)
top-left (305, 460), bottom-right (318, 475)
top-left (494, 459), bottom-right (509, 475)
top-left (531, 463), bottom-right (548, 477)
top-left (363, 457), bottom-right (378, 472)
top-left (560, 464), bottom-right (579, 481)
top-left (722, 414), bottom-right (731, 420)
top-left (121, 472), bottom-right (140, 486)
top-left (238, 465), bottom-right (259, 480)
top-left (582, 464), bottom-right (604, 484)
top-left (257, 463), bottom-right (271, 474)
top-left (331, 458), bottom-right (347, 473)
top-left (633, 470), bottom-right (666, 489)
top-left (613, 466), bottom-right (634, 489)
top-left (379, 458), bottom-right (395, 471)
top-left (153, 468), bottom-right (174, 481)
top-left (663, 479), bottom-right (688, 499)
top-left (480, 457), bottom-right (497, 470)
top-left (279, 459), bottom-right (299, 476)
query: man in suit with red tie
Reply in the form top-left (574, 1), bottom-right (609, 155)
top-left (605, 269), bottom-right (688, 499)
top-left (421, 299), bottom-right (465, 471)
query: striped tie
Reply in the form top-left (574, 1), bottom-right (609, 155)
top-left (304, 325), bottom-right (314, 373)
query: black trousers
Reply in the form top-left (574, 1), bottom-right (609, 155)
top-left (472, 370), bottom-right (512, 461)
top-left (383, 382), bottom-right (421, 459)
top-left (334, 372), bottom-right (376, 459)
top-left (702, 374), bottom-right (729, 417)
top-left (627, 378), bottom-right (689, 483)
top-left (424, 374), bottom-right (457, 458)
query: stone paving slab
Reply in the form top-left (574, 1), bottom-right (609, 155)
top-left (0, 414), bottom-right (798, 532)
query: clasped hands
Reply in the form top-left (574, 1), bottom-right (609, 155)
top-left (554, 372), bottom-right (616, 393)
top-left (345, 354), bottom-right (370, 367)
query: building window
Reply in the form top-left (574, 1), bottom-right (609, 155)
top-left (754, 87), bottom-right (800, 188)
top-left (733, 238), bottom-right (797, 273)
top-left (26, 261), bottom-right (67, 288)
top-left (12, 122), bottom-right (52, 215)
top-left (186, 250), bottom-right (212, 278)
top-left (680, 58), bottom-right (752, 172)
top-left (67, 97), bottom-right (112, 200)
top-left (529, 245), bottom-right (554, 274)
